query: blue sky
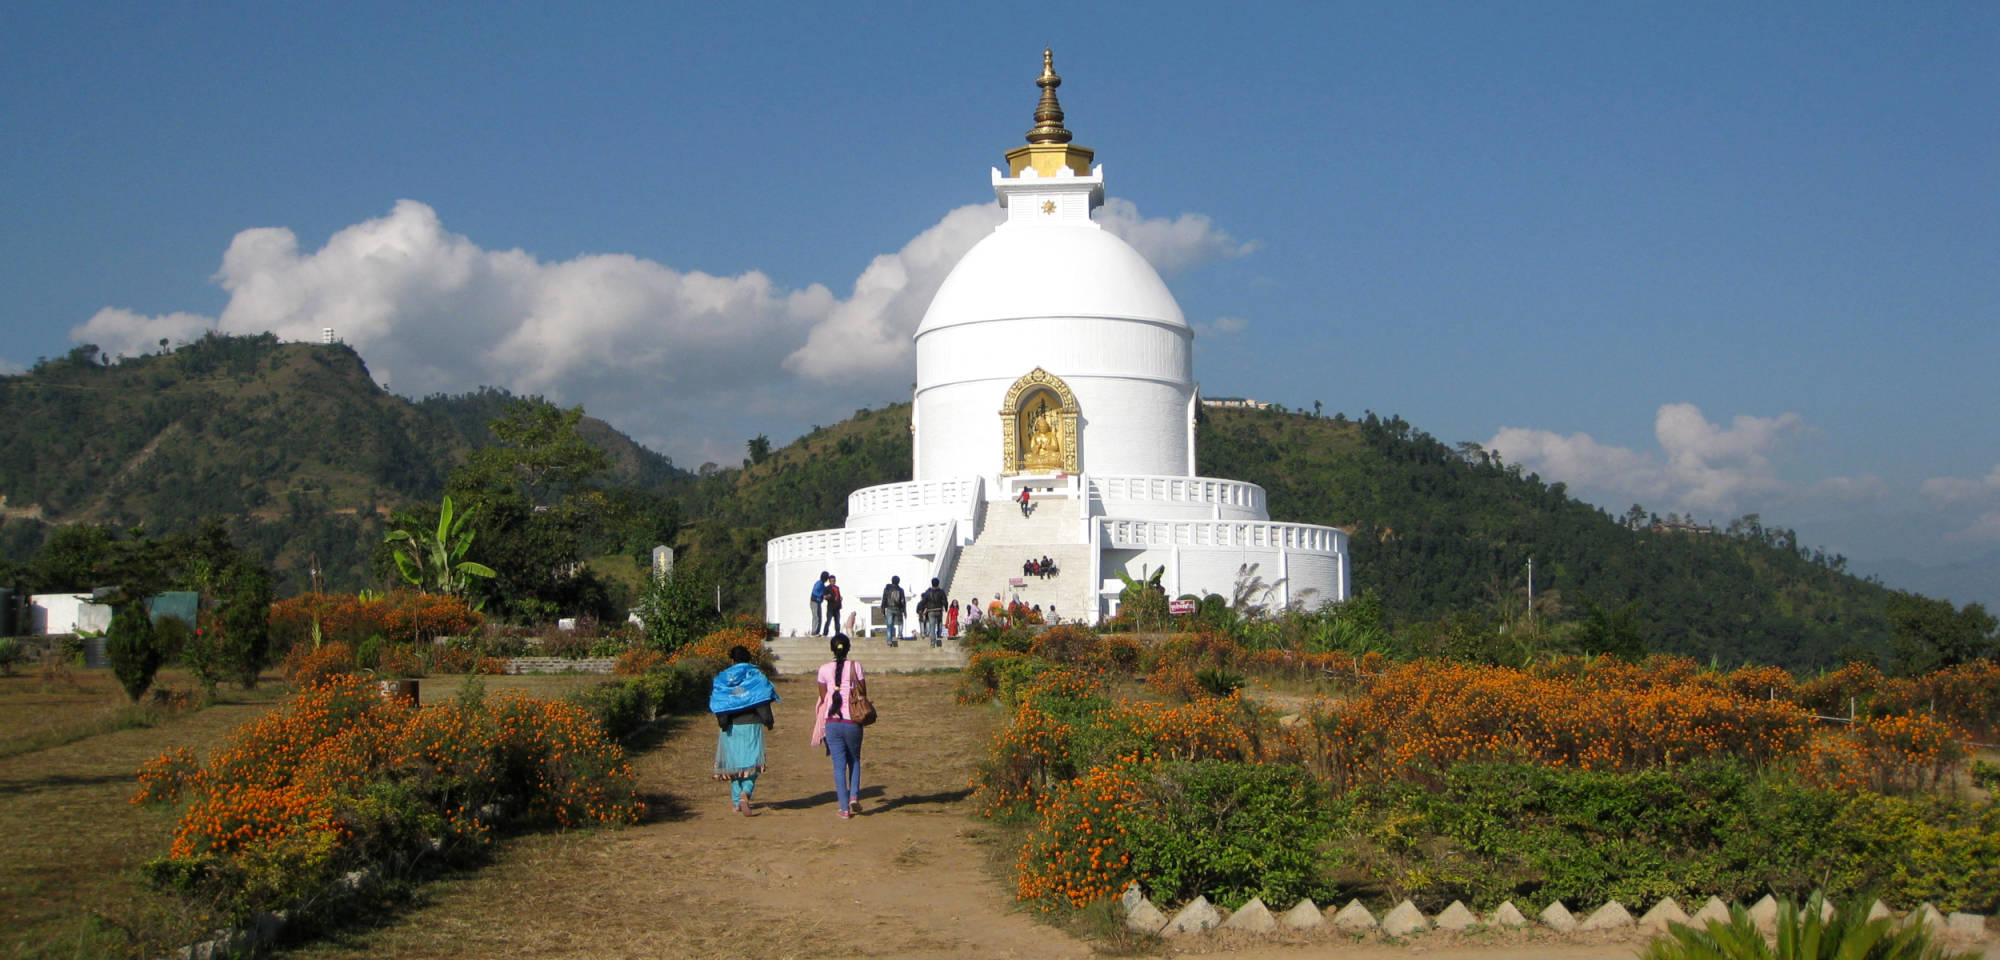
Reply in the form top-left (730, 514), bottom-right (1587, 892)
top-left (4, 2), bottom-right (1996, 603)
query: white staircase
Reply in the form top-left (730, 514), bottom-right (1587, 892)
top-left (947, 496), bottom-right (1095, 623)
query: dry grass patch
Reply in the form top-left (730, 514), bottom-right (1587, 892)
top-left (0, 687), bottom-right (283, 958)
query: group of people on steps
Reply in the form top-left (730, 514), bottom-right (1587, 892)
top-left (812, 570), bottom-right (981, 645)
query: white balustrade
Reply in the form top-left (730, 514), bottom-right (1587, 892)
top-left (1089, 475), bottom-right (1266, 513)
top-left (847, 478), bottom-right (982, 520)
top-left (1098, 518), bottom-right (1344, 555)
top-left (768, 522), bottom-right (951, 562)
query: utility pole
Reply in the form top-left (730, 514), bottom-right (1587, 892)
top-left (1526, 557), bottom-right (1535, 625)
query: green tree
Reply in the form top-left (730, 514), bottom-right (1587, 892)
top-left (1576, 600), bottom-right (1646, 661)
top-left (384, 495), bottom-right (497, 594)
top-left (453, 399), bottom-right (611, 506)
top-left (747, 434), bottom-right (772, 465)
top-left (218, 557), bottom-right (272, 689)
top-left (446, 399), bottom-right (619, 621)
top-left (633, 565), bottom-right (717, 654)
top-left (105, 600), bottom-right (162, 701)
top-left (1886, 592), bottom-right (1997, 674)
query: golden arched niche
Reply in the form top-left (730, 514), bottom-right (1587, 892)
top-left (999, 367), bottom-right (1079, 475)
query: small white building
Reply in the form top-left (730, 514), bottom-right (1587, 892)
top-left (29, 593), bottom-right (112, 635)
top-left (766, 52), bottom-right (1349, 634)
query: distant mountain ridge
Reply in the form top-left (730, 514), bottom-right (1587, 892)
top-left (1856, 551), bottom-right (2000, 614)
top-left (0, 334), bottom-right (689, 590)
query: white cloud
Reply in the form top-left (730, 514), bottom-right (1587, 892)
top-left (782, 203), bottom-right (1002, 384)
top-left (71, 196), bottom-right (1247, 465)
top-left (1200, 316), bottom-right (1251, 337)
top-left (1921, 465), bottom-right (2000, 542)
top-left (1489, 403), bottom-right (1809, 515)
top-left (1921, 465), bottom-right (2000, 507)
top-left (73, 308), bottom-right (216, 359)
top-left (0, 357), bottom-right (21, 376)
top-left (1097, 197), bottom-right (1256, 274)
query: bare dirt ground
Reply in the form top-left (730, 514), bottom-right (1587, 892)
top-left (282, 671), bottom-right (1704, 960)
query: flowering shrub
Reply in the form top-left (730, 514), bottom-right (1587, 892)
top-left (613, 647), bottom-right (670, 675)
top-left (133, 675), bottom-right (639, 920)
top-left (1014, 762), bottom-right (1147, 909)
top-left (280, 643), bottom-right (356, 688)
top-left (668, 625), bottom-right (771, 669)
top-left (376, 644), bottom-right (426, 678)
top-left (1801, 712), bottom-right (1970, 794)
top-left (972, 629), bottom-right (2000, 918)
top-left (1144, 631), bottom-right (1244, 701)
top-left (270, 592), bottom-right (482, 650)
top-left (1283, 659), bottom-right (1814, 789)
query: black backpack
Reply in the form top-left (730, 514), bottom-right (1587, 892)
top-left (884, 583), bottom-right (905, 611)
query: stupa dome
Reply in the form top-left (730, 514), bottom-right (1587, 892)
top-left (914, 225), bottom-right (1188, 338)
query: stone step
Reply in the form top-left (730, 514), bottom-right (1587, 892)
top-left (765, 635), bottom-right (970, 675)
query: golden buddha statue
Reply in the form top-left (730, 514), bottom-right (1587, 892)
top-left (1022, 398), bottom-right (1064, 472)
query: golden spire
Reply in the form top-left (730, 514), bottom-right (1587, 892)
top-left (1025, 48), bottom-right (1072, 144)
top-left (1005, 49), bottom-right (1095, 177)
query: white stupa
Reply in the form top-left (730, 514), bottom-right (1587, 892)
top-left (766, 51), bottom-right (1349, 633)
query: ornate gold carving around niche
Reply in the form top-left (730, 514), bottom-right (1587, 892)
top-left (999, 367), bottom-right (1079, 475)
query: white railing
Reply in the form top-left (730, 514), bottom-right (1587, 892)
top-left (767, 522), bottom-right (951, 562)
top-left (847, 477), bottom-right (982, 520)
top-left (928, 517), bottom-right (963, 594)
top-left (1098, 518), bottom-right (1345, 554)
top-left (1089, 475), bottom-right (1267, 514)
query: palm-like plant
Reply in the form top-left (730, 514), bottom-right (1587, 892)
top-left (385, 496), bottom-right (497, 595)
top-left (1640, 893), bottom-right (1977, 960)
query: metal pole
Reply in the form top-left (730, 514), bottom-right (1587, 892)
top-left (1526, 557), bottom-right (1534, 623)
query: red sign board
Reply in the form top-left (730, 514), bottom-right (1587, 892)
top-left (1168, 599), bottom-right (1197, 616)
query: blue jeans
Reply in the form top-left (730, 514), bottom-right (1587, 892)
top-left (923, 611), bottom-right (943, 643)
top-left (884, 610), bottom-right (903, 642)
top-left (825, 721), bottom-right (863, 813)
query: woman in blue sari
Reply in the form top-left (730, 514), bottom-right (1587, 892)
top-left (711, 645), bottom-right (777, 816)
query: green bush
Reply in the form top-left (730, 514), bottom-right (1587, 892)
top-left (568, 679), bottom-right (656, 740)
top-left (355, 634), bottom-right (386, 669)
top-left (107, 601), bottom-right (163, 702)
top-left (1338, 759), bottom-right (2000, 914)
top-left (1971, 760), bottom-right (2000, 792)
top-left (957, 651), bottom-right (1059, 706)
top-left (0, 636), bottom-right (20, 676)
top-left (963, 617), bottom-right (1036, 653)
top-left (1129, 760), bottom-right (1338, 909)
top-left (179, 617), bottom-right (228, 699)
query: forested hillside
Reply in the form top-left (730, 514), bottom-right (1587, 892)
top-left (0, 335), bottom-right (689, 590)
top-left (2, 334), bottom-right (1967, 670)
top-left (1196, 406), bottom-right (1895, 669)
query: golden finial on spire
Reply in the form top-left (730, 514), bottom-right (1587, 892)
top-left (1026, 48), bottom-right (1071, 144)
top-left (1006, 49), bottom-right (1094, 177)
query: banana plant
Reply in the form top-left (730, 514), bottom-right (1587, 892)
top-left (385, 496), bottom-right (497, 595)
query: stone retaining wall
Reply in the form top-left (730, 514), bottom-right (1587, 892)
top-left (1119, 886), bottom-right (1991, 945)
top-left (503, 657), bottom-right (616, 675)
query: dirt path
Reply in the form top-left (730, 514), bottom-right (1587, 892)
top-left (292, 671), bottom-right (1091, 959)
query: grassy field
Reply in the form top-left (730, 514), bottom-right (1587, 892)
top-left (0, 665), bottom-right (617, 959)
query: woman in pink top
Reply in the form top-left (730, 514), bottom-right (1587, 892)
top-left (810, 634), bottom-right (868, 818)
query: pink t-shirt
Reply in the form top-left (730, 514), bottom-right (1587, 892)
top-left (816, 659), bottom-right (866, 721)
